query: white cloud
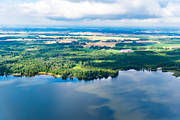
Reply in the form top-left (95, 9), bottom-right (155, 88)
top-left (1, 0), bottom-right (180, 26)
top-left (19, 0), bottom-right (177, 19)
top-left (21, 0), bottom-right (127, 19)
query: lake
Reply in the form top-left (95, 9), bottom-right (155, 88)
top-left (0, 70), bottom-right (180, 120)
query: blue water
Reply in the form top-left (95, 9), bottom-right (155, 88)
top-left (0, 70), bottom-right (180, 120)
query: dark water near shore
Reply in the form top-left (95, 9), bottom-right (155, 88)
top-left (0, 70), bottom-right (180, 120)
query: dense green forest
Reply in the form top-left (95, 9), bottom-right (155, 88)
top-left (0, 31), bottom-right (180, 80)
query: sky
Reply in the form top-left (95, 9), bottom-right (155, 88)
top-left (0, 0), bottom-right (180, 27)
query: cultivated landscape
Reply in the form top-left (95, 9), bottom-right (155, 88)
top-left (0, 27), bottom-right (180, 80)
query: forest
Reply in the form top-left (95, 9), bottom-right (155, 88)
top-left (0, 29), bottom-right (180, 80)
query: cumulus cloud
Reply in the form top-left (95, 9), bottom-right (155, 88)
top-left (19, 0), bottom-right (180, 20)
top-left (21, 0), bottom-right (126, 19)
top-left (1, 0), bottom-right (180, 26)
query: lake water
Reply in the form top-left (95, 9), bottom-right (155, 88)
top-left (0, 70), bottom-right (180, 120)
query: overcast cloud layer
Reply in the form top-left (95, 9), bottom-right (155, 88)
top-left (1, 0), bottom-right (180, 26)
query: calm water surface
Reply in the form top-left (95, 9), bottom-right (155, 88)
top-left (0, 70), bottom-right (180, 120)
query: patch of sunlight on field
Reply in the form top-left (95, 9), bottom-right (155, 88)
top-left (40, 35), bottom-right (140, 41)
top-left (81, 36), bottom-right (139, 41)
top-left (103, 50), bottom-right (122, 54)
top-left (149, 44), bottom-right (180, 47)
top-left (93, 60), bottom-right (115, 63)
top-left (72, 64), bottom-right (82, 70)
top-left (176, 60), bottom-right (180, 63)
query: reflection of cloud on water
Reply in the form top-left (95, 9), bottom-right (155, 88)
top-left (0, 79), bottom-right (17, 86)
top-left (0, 75), bottom-right (52, 87)
top-left (77, 70), bottom-right (180, 120)
top-left (17, 79), bottom-right (49, 87)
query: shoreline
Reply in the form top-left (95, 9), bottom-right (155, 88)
top-left (9, 69), bottom-right (180, 80)
top-left (12, 72), bottom-right (61, 78)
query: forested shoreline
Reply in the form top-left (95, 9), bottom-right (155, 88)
top-left (0, 43), bottom-right (179, 80)
top-left (0, 30), bottom-right (180, 80)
